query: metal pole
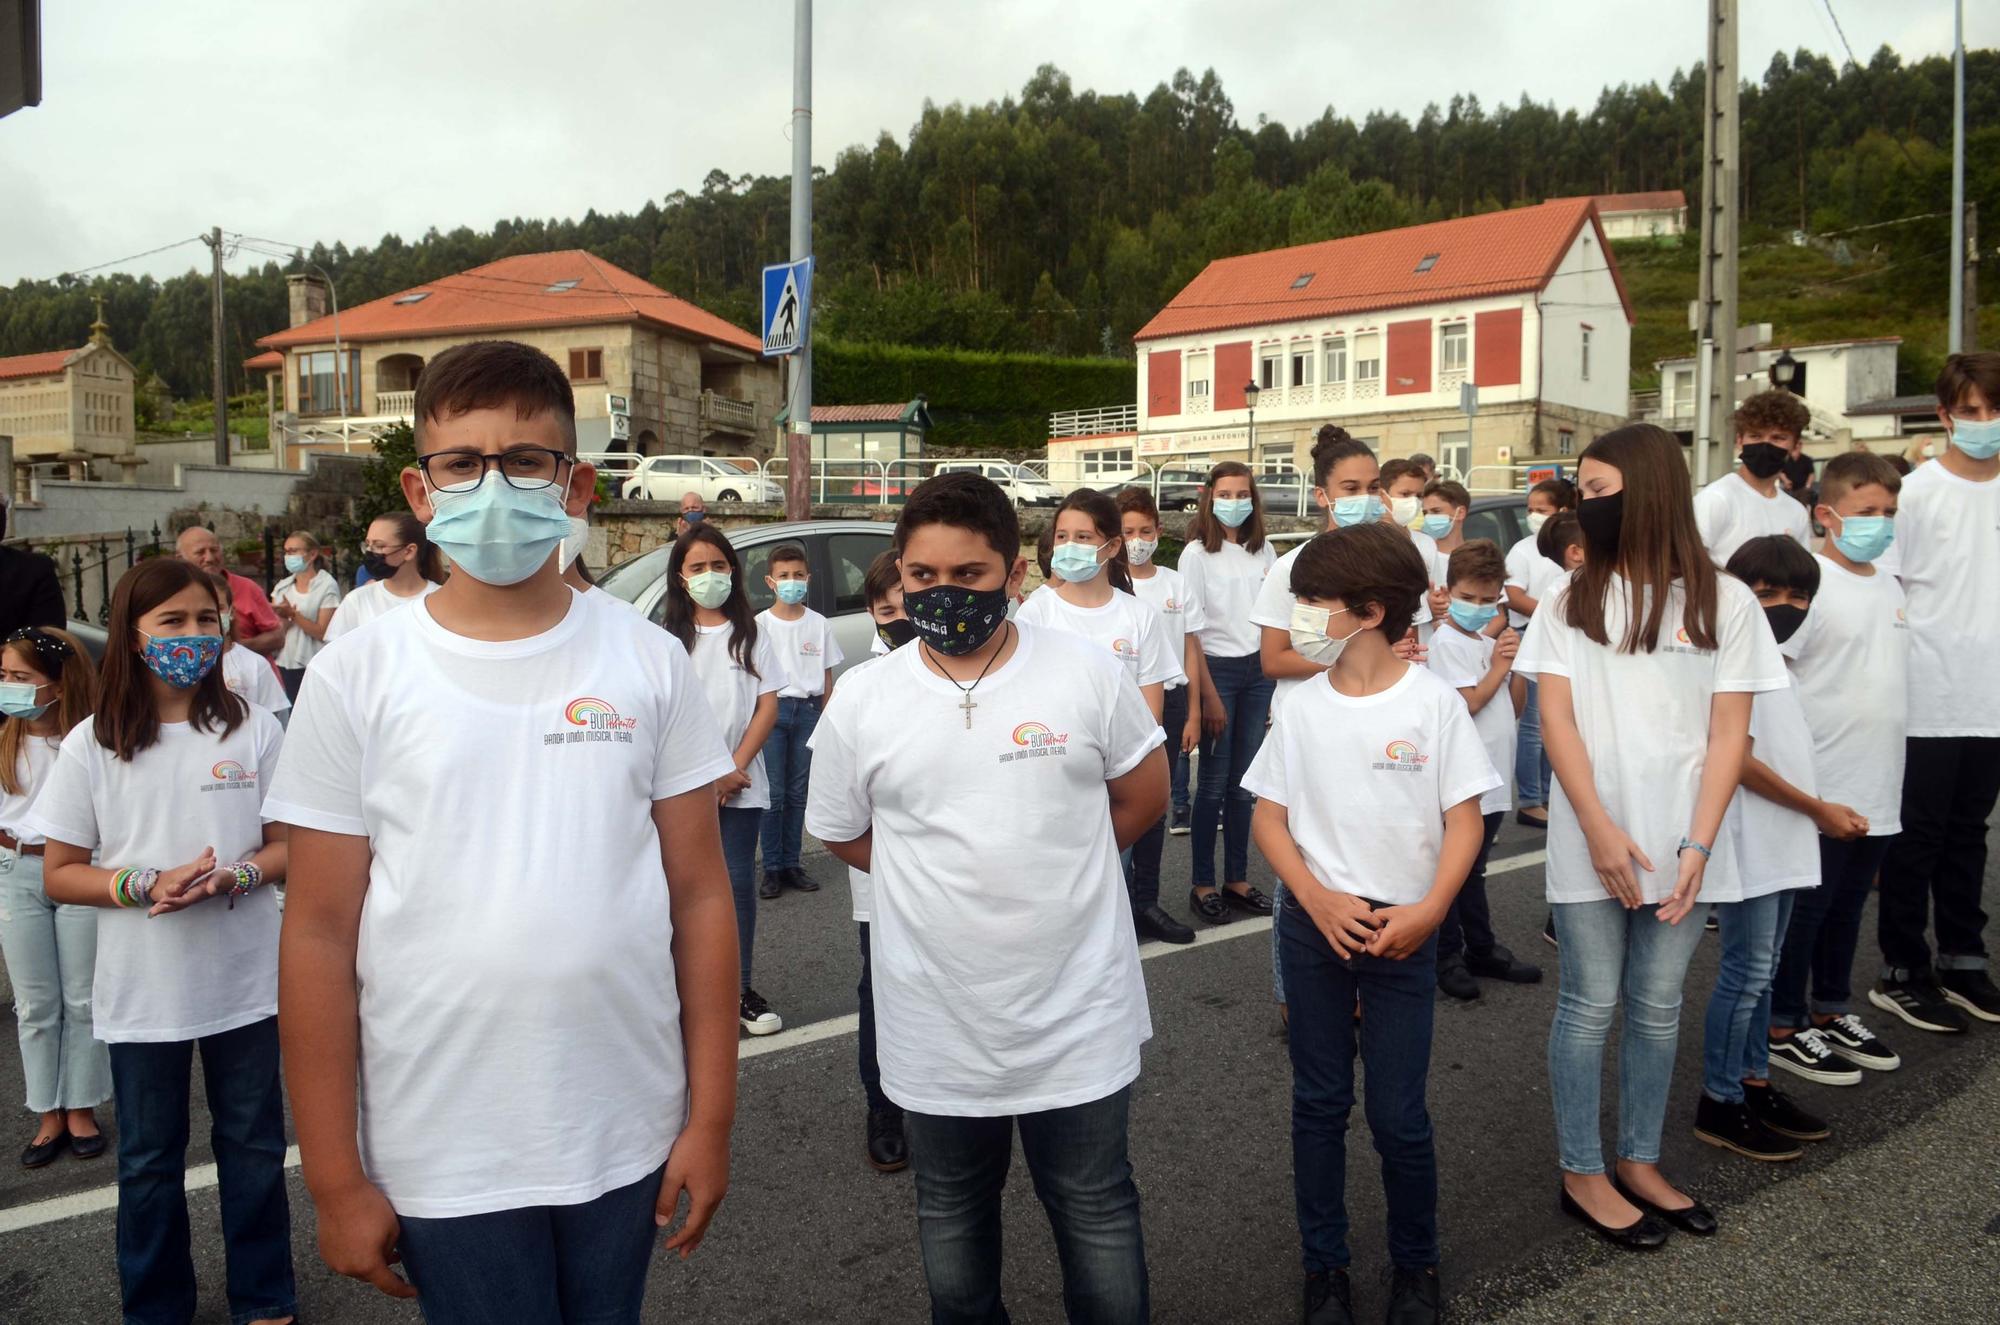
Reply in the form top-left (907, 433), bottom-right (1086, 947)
top-left (1694, 335), bottom-right (1716, 487)
top-left (1247, 405), bottom-right (1256, 468)
top-left (1950, 0), bottom-right (1966, 353)
top-left (785, 0), bottom-right (812, 522)
top-left (1695, 0), bottom-right (1739, 486)
top-left (206, 226), bottom-right (229, 467)
top-left (1966, 200), bottom-right (1981, 353)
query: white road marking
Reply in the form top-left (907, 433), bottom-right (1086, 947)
top-left (0, 851), bottom-right (1547, 1232)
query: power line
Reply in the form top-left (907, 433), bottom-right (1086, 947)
top-left (1820, 0), bottom-right (1925, 173)
top-left (53, 236), bottom-right (207, 280)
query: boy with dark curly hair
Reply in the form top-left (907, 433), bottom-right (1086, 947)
top-left (1694, 390), bottom-right (1812, 564)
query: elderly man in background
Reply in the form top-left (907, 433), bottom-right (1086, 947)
top-left (0, 492), bottom-right (66, 637)
top-left (176, 525), bottom-right (285, 656)
top-left (675, 490), bottom-right (708, 539)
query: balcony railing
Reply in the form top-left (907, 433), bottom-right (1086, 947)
top-left (375, 390), bottom-right (415, 419)
top-left (1050, 404), bottom-right (1138, 438)
top-left (700, 390), bottom-right (757, 434)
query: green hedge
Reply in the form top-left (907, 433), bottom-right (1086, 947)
top-left (815, 340), bottom-right (1132, 452)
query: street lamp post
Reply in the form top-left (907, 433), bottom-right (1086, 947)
top-left (1243, 379), bottom-right (1261, 468)
top-left (1768, 348), bottom-right (1799, 394)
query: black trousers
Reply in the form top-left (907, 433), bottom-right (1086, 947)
top-left (1878, 736), bottom-right (2000, 976)
top-left (1436, 811), bottom-right (1504, 960)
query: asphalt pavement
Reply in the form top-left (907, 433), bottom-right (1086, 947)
top-left (2, 817), bottom-right (1997, 1324)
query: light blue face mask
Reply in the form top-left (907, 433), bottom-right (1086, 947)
top-left (0, 681), bottom-right (51, 721)
top-left (1331, 494), bottom-right (1387, 528)
top-left (1420, 514), bottom-right (1455, 540)
top-left (1949, 415), bottom-right (2000, 460)
top-left (1828, 512), bottom-right (1895, 564)
top-left (773, 579), bottom-right (809, 605)
top-left (425, 471), bottom-right (572, 586)
top-left (1212, 497), bottom-right (1254, 529)
top-left (1050, 541), bottom-right (1107, 582)
top-left (1447, 599), bottom-right (1499, 632)
top-left (283, 553), bottom-right (308, 575)
top-left (685, 570), bottom-right (733, 609)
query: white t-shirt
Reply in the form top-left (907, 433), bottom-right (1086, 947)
top-left (1177, 538), bottom-right (1276, 659)
top-left (805, 623), bottom-right (1163, 1116)
top-left (0, 733), bottom-right (61, 846)
top-left (1426, 624), bottom-right (1517, 815)
top-left (1252, 536), bottom-right (1434, 719)
top-left (1016, 587), bottom-right (1183, 689)
top-left (26, 710), bottom-right (284, 1043)
top-left (1781, 555), bottom-right (1908, 833)
top-left (324, 579), bottom-right (439, 642)
top-left (1693, 471), bottom-right (1812, 566)
top-left (1242, 664), bottom-right (1501, 906)
top-left (687, 622), bottom-right (784, 811)
top-left (1505, 534), bottom-right (1568, 630)
top-left (221, 645), bottom-right (290, 715)
top-left (273, 570), bottom-right (342, 670)
top-left (837, 653), bottom-right (892, 925)
top-left (260, 589), bottom-right (735, 1218)
top-left (1130, 567), bottom-right (1204, 691)
top-left (1890, 460), bottom-right (2000, 737)
top-left (755, 608), bottom-right (845, 699)
top-left (1722, 677), bottom-right (1822, 900)
top-left (1514, 574), bottom-right (1787, 905)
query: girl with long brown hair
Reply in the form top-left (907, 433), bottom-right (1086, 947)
top-left (0, 625), bottom-right (109, 1168)
top-left (1515, 424), bottom-right (1784, 1250)
top-left (325, 511), bottom-right (444, 641)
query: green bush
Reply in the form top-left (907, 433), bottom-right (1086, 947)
top-left (345, 423), bottom-right (417, 549)
top-left (816, 340), bottom-right (1131, 452)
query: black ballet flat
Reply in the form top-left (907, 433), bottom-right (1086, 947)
top-left (70, 1132), bottom-right (107, 1160)
top-left (1613, 1177), bottom-right (1717, 1237)
top-left (1558, 1186), bottom-right (1670, 1250)
top-left (20, 1130), bottom-right (68, 1169)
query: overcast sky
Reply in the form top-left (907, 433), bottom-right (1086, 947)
top-left (2, 0), bottom-right (1992, 287)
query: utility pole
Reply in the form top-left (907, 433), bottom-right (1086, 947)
top-left (1694, 0), bottom-right (1740, 487)
top-left (203, 226), bottom-right (229, 467)
top-left (784, 0), bottom-right (812, 521)
top-left (1950, 0), bottom-right (1966, 354)
top-left (1965, 201), bottom-right (1980, 353)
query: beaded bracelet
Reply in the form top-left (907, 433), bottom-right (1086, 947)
top-left (109, 867), bottom-right (159, 908)
top-left (223, 860), bottom-right (262, 910)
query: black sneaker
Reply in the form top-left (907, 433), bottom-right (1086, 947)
top-left (1693, 1093), bottom-right (1803, 1162)
top-left (1869, 975), bottom-right (1970, 1034)
top-left (1766, 1027), bottom-right (1863, 1085)
top-left (1385, 1265), bottom-right (1442, 1324)
top-left (1704, 912), bottom-right (1719, 932)
top-left (1436, 954), bottom-right (1480, 1001)
top-left (1301, 1268), bottom-right (1355, 1325)
top-left (757, 871), bottom-right (784, 900)
top-left (1742, 1080), bottom-right (1830, 1141)
top-left (739, 988), bottom-right (783, 1036)
top-left (865, 1106), bottom-right (908, 1173)
top-left (1168, 808), bottom-right (1192, 837)
top-left (1813, 1013), bottom-right (1901, 1071)
top-left (788, 866), bottom-right (821, 893)
top-left (1939, 969), bottom-right (2000, 1023)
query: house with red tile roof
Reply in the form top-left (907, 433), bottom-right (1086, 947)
top-left (0, 306), bottom-right (138, 490)
top-left (251, 250), bottom-right (778, 470)
top-left (1050, 198), bottom-right (1633, 489)
top-left (1587, 190), bottom-right (1688, 241)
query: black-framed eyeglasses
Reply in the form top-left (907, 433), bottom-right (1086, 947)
top-left (417, 447), bottom-right (572, 493)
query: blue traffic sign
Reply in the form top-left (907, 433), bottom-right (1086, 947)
top-left (762, 257), bottom-right (813, 357)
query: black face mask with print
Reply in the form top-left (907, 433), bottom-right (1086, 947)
top-left (1739, 442), bottom-right (1788, 480)
top-left (876, 618), bottom-right (917, 651)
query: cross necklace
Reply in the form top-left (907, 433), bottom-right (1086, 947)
top-left (924, 624), bottom-right (1011, 729)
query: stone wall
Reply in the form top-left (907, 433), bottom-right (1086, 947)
top-left (11, 460), bottom-right (316, 542)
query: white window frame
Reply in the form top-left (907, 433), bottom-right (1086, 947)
top-left (1289, 343), bottom-right (1314, 388)
top-left (1439, 322), bottom-right (1469, 374)
top-left (1557, 429), bottom-right (1576, 456)
top-left (1081, 446), bottom-right (1135, 480)
top-left (1353, 333), bottom-right (1382, 383)
top-left (1258, 347), bottom-right (1283, 392)
top-left (1187, 379), bottom-right (1211, 397)
top-left (1184, 351), bottom-right (1210, 399)
top-left (1323, 336), bottom-right (1347, 384)
top-left (1669, 369), bottom-right (1695, 419)
top-left (1436, 430), bottom-right (1470, 480)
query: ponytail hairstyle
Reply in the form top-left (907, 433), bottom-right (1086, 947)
top-left (660, 522), bottom-right (759, 677)
top-left (375, 511), bottom-right (446, 584)
top-left (1563, 423), bottom-right (1717, 654)
top-left (1529, 475), bottom-right (1578, 511)
top-left (95, 558), bottom-right (245, 761)
top-left (0, 627), bottom-right (96, 796)
top-left (1188, 460), bottom-right (1267, 555)
top-left (1052, 488), bottom-right (1134, 593)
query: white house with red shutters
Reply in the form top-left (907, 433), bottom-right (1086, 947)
top-left (1047, 198), bottom-right (1633, 489)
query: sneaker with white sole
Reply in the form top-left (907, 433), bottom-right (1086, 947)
top-left (1868, 975), bottom-right (1969, 1034)
top-left (1939, 969), bottom-right (2000, 1023)
top-left (739, 988), bottom-right (783, 1036)
top-left (1766, 1027), bottom-right (1863, 1086)
top-left (1813, 1013), bottom-right (1901, 1071)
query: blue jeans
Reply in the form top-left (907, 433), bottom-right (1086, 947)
top-left (1773, 834), bottom-right (1893, 1027)
top-left (1702, 891), bottom-right (1797, 1103)
top-left (1547, 899), bottom-right (1709, 1173)
top-left (857, 922), bottom-right (889, 1114)
top-left (396, 1162), bottom-right (664, 1325)
top-left (1192, 652), bottom-right (1271, 889)
top-left (759, 697), bottom-right (819, 872)
top-left (1281, 900), bottom-right (1440, 1271)
top-left (904, 1087), bottom-right (1148, 1325)
top-left (108, 1016), bottom-right (294, 1325)
top-left (1514, 678), bottom-right (1551, 809)
top-left (0, 850), bottom-right (112, 1112)
top-left (720, 806), bottom-right (761, 991)
top-left (1124, 684), bottom-right (1187, 911)
top-left (1436, 812), bottom-right (1504, 960)
top-left (1169, 689), bottom-right (1192, 817)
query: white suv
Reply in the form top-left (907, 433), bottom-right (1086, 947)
top-left (621, 455), bottom-right (784, 504)
top-left (932, 460), bottom-right (1063, 508)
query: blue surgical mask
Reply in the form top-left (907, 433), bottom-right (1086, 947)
top-left (138, 632), bottom-right (223, 690)
top-left (773, 579), bottom-right (809, 606)
top-left (0, 681), bottom-right (51, 720)
top-left (1949, 415), bottom-right (2000, 460)
top-left (424, 471), bottom-right (572, 586)
top-left (1331, 495), bottom-right (1386, 528)
top-left (283, 553), bottom-right (308, 575)
top-left (1213, 497), bottom-right (1254, 529)
top-left (1828, 512), bottom-right (1895, 564)
top-left (1447, 600), bottom-right (1499, 632)
top-left (685, 570), bottom-right (733, 609)
top-left (1050, 541), bottom-right (1107, 582)
top-left (1420, 514), bottom-right (1455, 540)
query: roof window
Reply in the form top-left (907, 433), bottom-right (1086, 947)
top-left (1290, 272), bottom-right (1315, 290)
top-left (1414, 254), bottom-right (1440, 274)
top-left (393, 292), bottom-right (431, 305)
top-left (545, 279), bottom-right (582, 293)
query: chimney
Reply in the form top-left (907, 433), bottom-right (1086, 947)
top-left (286, 273), bottom-right (330, 328)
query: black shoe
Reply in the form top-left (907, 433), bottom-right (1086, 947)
top-left (738, 988), bottom-right (783, 1036)
top-left (1612, 1175), bottom-right (1718, 1236)
top-left (865, 1107), bottom-right (908, 1173)
top-left (788, 866), bottom-right (821, 893)
top-left (1541, 913), bottom-right (1558, 949)
top-left (19, 1130), bottom-right (67, 1169)
top-left (1766, 1027), bottom-right (1864, 1086)
top-left (1134, 904), bottom-right (1195, 945)
top-left (1557, 1186), bottom-right (1669, 1250)
top-left (1704, 912), bottom-right (1719, 932)
top-left (1385, 1265), bottom-right (1442, 1325)
top-left (1436, 954), bottom-right (1480, 1001)
top-left (758, 871), bottom-right (784, 900)
top-left (1812, 1013), bottom-right (1901, 1071)
top-left (1222, 884), bottom-right (1273, 916)
top-left (1189, 887), bottom-right (1233, 925)
top-left (1301, 1268), bottom-right (1355, 1325)
top-left (68, 1131), bottom-right (106, 1160)
top-left (1742, 1080), bottom-right (1830, 1141)
top-left (1868, 975), bottom-right (1969, 1034)
top-left (1465, 943), bottom-right (1543, 983)
top-left (1693, 1093), bottom-right (1803, 1162)
top-left (1939, 969), bottom-right (2000, 1023)
top-left (1515, 808), bottom-right (1548, 830)
top-left (1168, 808), bottom-right (1192, 837)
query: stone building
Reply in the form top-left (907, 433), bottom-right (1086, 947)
top-left (0, 302), bottom-right (139, 496)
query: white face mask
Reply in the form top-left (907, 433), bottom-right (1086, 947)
top-left (1125, 537), bottom-right (1158, 566)
top-left (1289, 602), bottom-right (1359, 665)
top-left (1389, 495), bottom-right (1423, 528)
top-left (1526, 511), bottom-right (1550, 535)
top-left (560, 515), bottom-right (589, 571)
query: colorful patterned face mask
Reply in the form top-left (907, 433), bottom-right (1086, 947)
top-left (138, 632), bottom-right (223, 690)
top-left (905, 584), bottom-right (1008, 656)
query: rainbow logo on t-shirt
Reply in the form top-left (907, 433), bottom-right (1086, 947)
top-left (1675, 626), bottom-right (1692, 644)
top-left (1002, 720), bottom-right (1070, 762)
top-left (1013, 721), bottom-right (1055, 746)
top-left (1112, 638), bottom-right (1137, 659)
top-left (566, 697), bottom-right (617, 726)
top-left (210, 760), bottom-right (249, 782)
top-left (1383, 740), bottom-right (1427, 766)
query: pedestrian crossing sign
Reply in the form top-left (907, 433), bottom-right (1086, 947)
top-left (762, 258), bottom-right (813, 357)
